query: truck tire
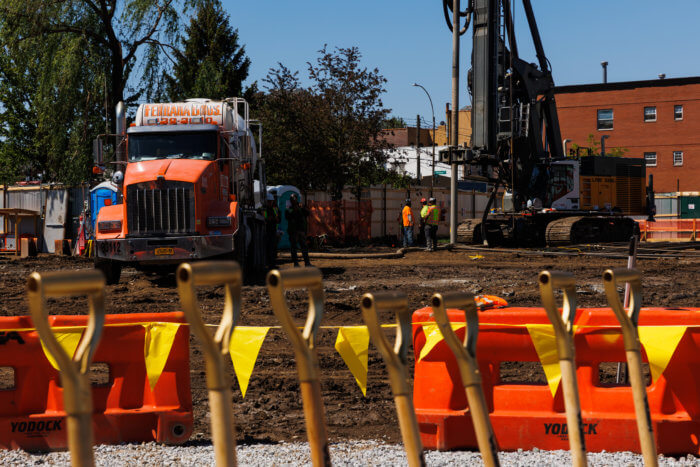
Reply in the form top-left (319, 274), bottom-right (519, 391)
top-left (95, 258), bottom-right (122, 285)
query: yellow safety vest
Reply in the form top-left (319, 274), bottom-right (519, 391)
top-left (426, 206), bottom-right (440, 225)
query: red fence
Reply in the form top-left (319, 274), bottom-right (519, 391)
top-left (307, 200), bottom-right (373, 244)
top-left (637, 219), bottom-right (699, 242)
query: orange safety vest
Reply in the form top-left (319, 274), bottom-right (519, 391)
top-left (426, 205), bottom-right (440, 225)
top-left (402, 206), bottom-right (414, 227)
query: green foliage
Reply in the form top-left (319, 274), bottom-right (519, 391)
top-left (0, 0), bottom-right (201, 184)
top-left (382, 116), bottom-right (407, 129)
top-left (167, 0), bottom-right (252, 101)
top-left (256, 46), bottom-right (390, 200)
top-left (569, 134), bottom-right (628, 158)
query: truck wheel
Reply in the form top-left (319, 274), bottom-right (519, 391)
top-left (95, 258), bottom-right (122, 285)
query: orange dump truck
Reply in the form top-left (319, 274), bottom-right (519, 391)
top-left (94, 98), bottom-right (266, 284)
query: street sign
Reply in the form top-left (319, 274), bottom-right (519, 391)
top-left (435, 170), bottom-right (447, 175)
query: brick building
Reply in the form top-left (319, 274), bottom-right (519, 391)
top-left (378, 107), bottom-right (473, 147)
top-left (378, 126), bottom-right (434, 147)
top-left (554, 77), bottom-right (700, 193)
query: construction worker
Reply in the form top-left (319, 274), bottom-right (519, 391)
top-left (418, 197), bottom-right (428, 246)
top-left (286, 193), bottom-right (311, 267)
top-left (401, 199), bottom-right (414, 247)
top-left (263, 193), bottom-right (281, 267)
top-left (425, 197), bottom-right (440, 252)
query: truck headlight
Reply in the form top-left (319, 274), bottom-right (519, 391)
top-left (98, 220), bottom-right (122, 233)
top-left (207, 216), bottom-right (232, 227)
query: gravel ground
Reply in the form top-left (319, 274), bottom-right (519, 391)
top-left (1, 442), bottom-right (699, 466)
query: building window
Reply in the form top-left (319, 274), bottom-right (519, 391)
top-left (644, 152), bottom-right (657, 167)
top-left (597, 109), bottom-right (613, 130)
top-left (674, 105), bottom-right (684, 120)
top-left (644, 106), bottom-right (657, 122)
top-left (673, 151), bottom-right (683, 166)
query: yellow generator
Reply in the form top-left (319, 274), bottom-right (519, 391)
top-left (578, 157), bottom-right (646, 215)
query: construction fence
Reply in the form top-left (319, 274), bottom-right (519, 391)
top-left (306, 185), bottom-right (495, 243)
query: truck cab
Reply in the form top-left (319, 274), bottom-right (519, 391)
top-left (94, 98), bottom-right (266, 284)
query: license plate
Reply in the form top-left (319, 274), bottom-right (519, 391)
top-left (154, 247), bottom-right (174, 256)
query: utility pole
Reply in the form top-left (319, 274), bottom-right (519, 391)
top-left (416, 115), bottom-right (421, 181)
top-left (449, 0), bottom-right (460, 245)
top-left (413, 83), bottom-right (436, 196)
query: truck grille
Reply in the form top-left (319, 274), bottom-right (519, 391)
top-left (126, 182), bottom-right (195, 235)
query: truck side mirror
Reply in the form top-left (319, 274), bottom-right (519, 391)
top-left (93, 138), bottom-right (104, 165)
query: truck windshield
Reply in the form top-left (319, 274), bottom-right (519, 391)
top-left (128, 131), bottom-right (217, 161)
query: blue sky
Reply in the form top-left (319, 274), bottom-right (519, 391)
top-left (222, 0), bottom-right (700, 125)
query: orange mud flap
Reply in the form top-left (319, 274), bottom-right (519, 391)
top-left (0, 305), bottom-right (192, 451)
top-left (412, 296), bottom-right (700, 454)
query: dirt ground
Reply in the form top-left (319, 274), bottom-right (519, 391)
top-left (1, 247), bottom-right (698, 444)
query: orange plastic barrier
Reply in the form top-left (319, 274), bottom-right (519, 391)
top-left (637, 219), bottom-right (699, 242)
top-left (412, 306), bottom-right (700, 454)
top-left (0, 313), bottom-right (192, 451)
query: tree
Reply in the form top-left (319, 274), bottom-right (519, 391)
top-left (382, 116), bottom-right (407, 129)
top-left (0, 0), bottom-right (201, 183)
top-left (0, 25), bottom-right (107, 184)
top-left (256, 47), bottom-right (391, 199)
top-left (0, 0), bottom-right (199, 133)
top-left (569, 134), bottom-right (627, 158)
top-left (255, 64), bottom-right (330, 197)
top-left (167, 0), bottom-right (252, 101)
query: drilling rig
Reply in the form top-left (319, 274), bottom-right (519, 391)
top-left (441, 0), bottom-right (646, 246)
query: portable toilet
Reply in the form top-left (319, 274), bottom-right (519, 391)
top-left (90, 181), bottom-right (119, 236)
top-left (268, 185), bottom-right (301, 249)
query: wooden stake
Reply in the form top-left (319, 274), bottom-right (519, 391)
top-left (603, 268), bottom-right (658, 467)
top-left (431, 292), bottom-right (500, 467)
top-left (361, 292), bottom-right (425, 467)
top-left (538, 271), bottom-right (587, 467)
top-left (267, 268), bottom-right (331, 467)
top-left (26, 269), bottom-right (106, 467)
top-left (176, 261), bottom-right (242, 467)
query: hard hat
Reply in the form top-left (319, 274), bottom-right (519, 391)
top-left (421, 198), bottom-right (427, 203)
top-left (405, 198), bottom-right (411, 204)
top-left (429, 197), bottom-right (436, 203)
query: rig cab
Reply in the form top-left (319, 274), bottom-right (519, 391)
top-left (94, 98), bottom-right (266, 283)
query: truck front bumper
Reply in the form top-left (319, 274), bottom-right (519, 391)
top-left (95, 235), bottom-right (234, 264)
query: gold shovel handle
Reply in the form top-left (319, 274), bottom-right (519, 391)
top-left (431, 291), bottom-right (500, 467)
top-left (538, 270), bottom-right (587, 466)
top-left (430, 292), bottom-right (480, 386)
top-left (176, 261), bottom-right (241, 362)
top-left (603, 268), bottom-right (642, 350)
top-left (602, 268), bottom-right (657, 466)
top-left (176, 261), bottom-right (241, 467)
top-left (27, 270), bottom-right (105, 386)
top-left (538, 270), bottom-right (578, 361)
top-left (267, 268), bottom-right (330, 467)
top-left (27, 270), bottom-right (106, 467)
top-left (360, 292), bottom-right (410, 394)
top-left (361, 291), bottom-right (425, 467)
top-left (266, 268), bottom-right (324, 380)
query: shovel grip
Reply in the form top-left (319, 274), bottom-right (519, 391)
top-left (538, 270), bottom-right (578, 361)
top-left (27, 270), bottom-right (104, 297)
top-left (603, 268), bottom-right (642, 349)
top-left (431, 292), bottom-right (479, 376)
top-left (178, 261), bottom-right (242, 287)
top-left (176, 261), bottom-right (241, 358)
